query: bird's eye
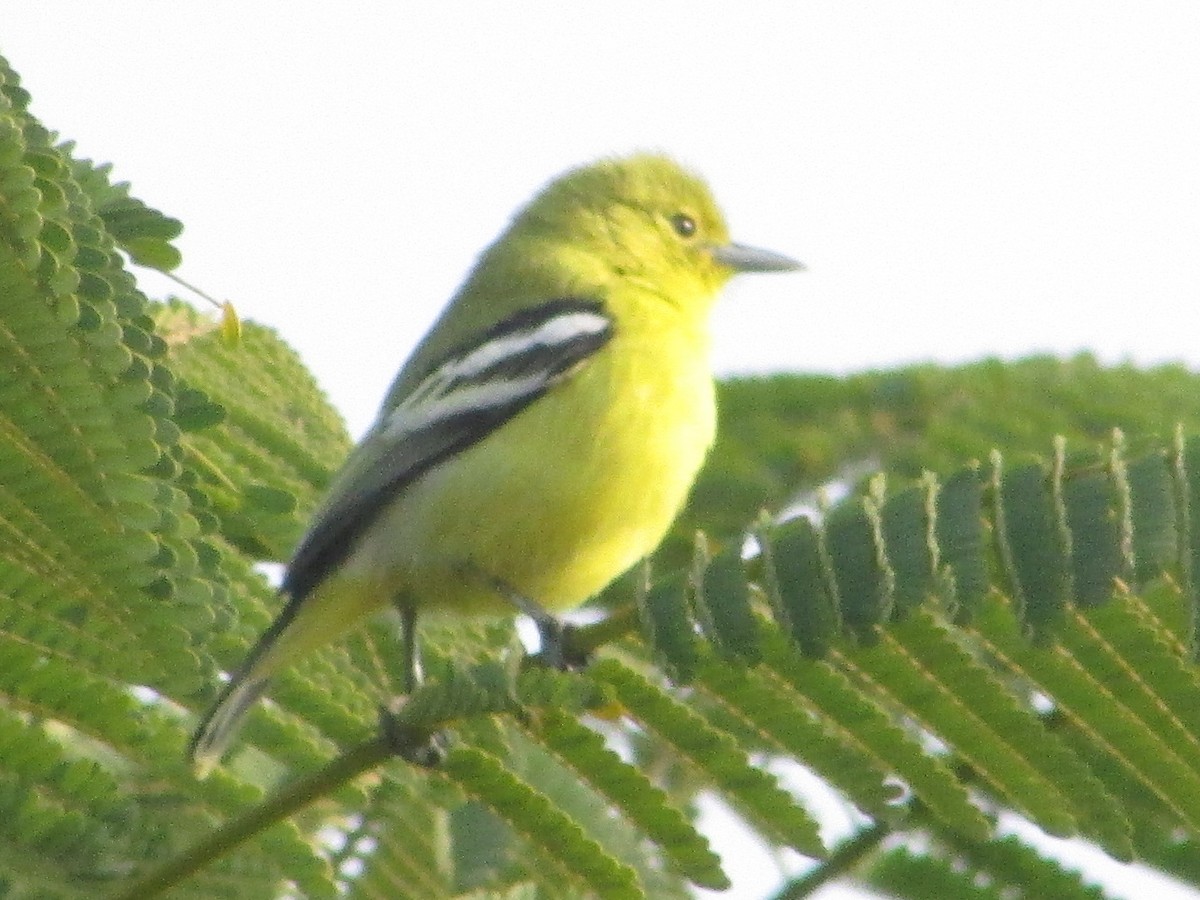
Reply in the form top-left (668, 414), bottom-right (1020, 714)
top-left (670, 213), bottom-right (697, 238)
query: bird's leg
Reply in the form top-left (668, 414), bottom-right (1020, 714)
top-left (399, 604), bottom-right (423, 694)
top-left (379, 601), bottom-right (447, 766)
top-left (488, 578), bottom-right (590, 671)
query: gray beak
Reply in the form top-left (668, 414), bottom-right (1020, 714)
top-left (710, 242), bottom-right (804, 273)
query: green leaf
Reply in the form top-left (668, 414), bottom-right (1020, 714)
top-left (825, 497), bottom-right (893, 641)
top-left (759, 514), bottom-right (841, 658)
top-left (690, 535), bottom-right (760, 664)
top-left (991, 451), bottom-right (1073, 641)
top-left (532, 708), bottom-right (728, 890)
top-left (889, 609), bottom-right (1131, 857)
top-left (763, 629), bottom-right (990, 840)
top-left (123, 235), bottom-right (182, 271)
top-left (935, 465), bottom-right (988, 620)
top-left (848, 615), bottom-right (1084, 840)
top-left (635, 567), bottom-right (700, 682)
top-left (442, 746), bottom-right (643, 900)
top-left (590, 658), bottom-right (825, 858)
top-left (976, 594), bottom-right (1195, 850)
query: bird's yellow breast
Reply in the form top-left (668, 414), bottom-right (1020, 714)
top-left (341, 303), bottom-right (716, 616)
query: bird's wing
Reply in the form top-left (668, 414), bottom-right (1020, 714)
top-left (281, 297), bottom-right (614, 604)
top-left (189, 297), bottom-right (614, 772)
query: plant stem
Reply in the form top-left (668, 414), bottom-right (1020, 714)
top-left (770, 821), bottom-right (890, 900)
top-left (108, 736), bottom-right (392, 899)
top-left (111, 604), bottom-right (641, 898)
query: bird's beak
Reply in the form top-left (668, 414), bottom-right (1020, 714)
top-left (710, 242), bottom-right (804, 273)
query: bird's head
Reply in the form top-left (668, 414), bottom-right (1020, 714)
top-left (512, 153), bottom-right (801, 312)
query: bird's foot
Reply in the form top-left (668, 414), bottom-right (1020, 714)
top-left (378, 702), bottom-right (450, 767)
top-left (532, 616), bottom-right (591, 672)
top-left (485, 575), bottom-right (592, 670)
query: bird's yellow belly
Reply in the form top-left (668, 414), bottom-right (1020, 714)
top-left (342, 341), bottom-right (716, 616)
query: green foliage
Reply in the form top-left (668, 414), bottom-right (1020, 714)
top-left (6, 51), bottom-right (1200, 900)
top-left (864, 837), bottom-right (1108, 900)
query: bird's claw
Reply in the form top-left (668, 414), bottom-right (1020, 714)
top-left (378, 704), bottom-right (450, 767)
top-left (534, 617), bottom-right (591, 672)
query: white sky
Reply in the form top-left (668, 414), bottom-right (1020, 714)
top-left (6, 4), bottom-right (1200, 898)
top-left (9, 2), bottom-right (1200, 440)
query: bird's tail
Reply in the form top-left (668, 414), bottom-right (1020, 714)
top-left (188, 670), bottom-right (274, 778)
top-left (188, 579), bottom-right (383, 776)
top-left (187, 601), bottom-right (303, 777)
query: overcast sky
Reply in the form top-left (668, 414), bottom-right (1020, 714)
top-left (6, 4), bottom-right (1200, 897)
top-left (8, 3), bottom-right (1200, 442)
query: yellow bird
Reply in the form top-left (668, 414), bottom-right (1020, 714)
top-left (190, 153), bottom-right (800, 774)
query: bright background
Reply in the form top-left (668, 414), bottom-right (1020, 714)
top-left (5, 4), bottom-right (1200, 898)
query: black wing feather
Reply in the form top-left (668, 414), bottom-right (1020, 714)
top-left (280, 297), bottom-right (613, 605)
